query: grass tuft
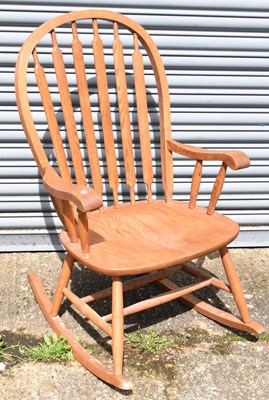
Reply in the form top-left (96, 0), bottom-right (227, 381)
top-left (125, 329), bottom-right (174, 354)
top-left (23, 333), bottom-right (74, 362)
top-left (258, 332), bottom-right (269, 342)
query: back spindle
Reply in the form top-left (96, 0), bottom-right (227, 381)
top-left (113, 22), bottom-right (136, 205)
top-left (71, 21), bottom-right (103, 199)
top-left (32, 49), bottom-right (72, 183)
top-left (189, 160), bottom-right (203, 209)
top-left (207, 162), bottom-right (227, 215)
top-left (92, 19), bottom-right (119, 207)
top-left (51, 29), bottom-right (86, 186)
top-left (132, 33), bottom-right (153, 203)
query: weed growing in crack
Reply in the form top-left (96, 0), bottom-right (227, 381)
top-left (258, 332), bottom-right (269, 342)
top-left (0, 335), bottom-right (22, 362)
top-left (22, 333), bottom-right (74, 362)
top-left (125, 329), bottom-right (174, 354)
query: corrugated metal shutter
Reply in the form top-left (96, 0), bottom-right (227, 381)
top-left (1, 0), bottom-right (268, 250)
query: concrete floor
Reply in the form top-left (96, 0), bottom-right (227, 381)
top-left (0, 249), bottom-right (268, 399)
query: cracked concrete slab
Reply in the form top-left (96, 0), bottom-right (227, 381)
top-left (0, 249), bottom-right (268, 399)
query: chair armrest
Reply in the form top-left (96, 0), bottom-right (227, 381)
top-left (166, 139), bottom-right (250, 170)
top-left (43, 164), bottom-right (103, 212)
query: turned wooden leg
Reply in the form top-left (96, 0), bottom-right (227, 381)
top-left (112, 276), bottom-right (124, 376)
top-left (220, 247), bottom-right (250, 323)
top-left (28, 274), bottom-right (133, 390)
top-left (51, 253), bottom-right (75, 317)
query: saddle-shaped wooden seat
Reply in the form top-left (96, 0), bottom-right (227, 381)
top-left (61, 200), bottom-right (239, 275)
top-left (15, 9), bottom-right (265, 391)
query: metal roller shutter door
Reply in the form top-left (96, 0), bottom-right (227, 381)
top-left (0, 0), bottom-right (268, 250)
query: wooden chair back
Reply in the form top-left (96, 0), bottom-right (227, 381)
top-left (15, 10), bottom-right (174, 226)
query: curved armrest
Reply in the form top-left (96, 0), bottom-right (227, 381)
top-left (166, 139), bottom-right (250, 170)
top-left (43, 164), bottom-right (103, 212)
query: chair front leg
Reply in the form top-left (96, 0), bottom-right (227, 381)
top-left (51, 253), bottom-right (75, 317)
top-left (112, 276), bottom-right (124, 376)
top-left (220, 247), bottom-right (250, 324)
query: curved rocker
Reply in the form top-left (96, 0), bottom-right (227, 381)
top-left (159, 277), bottom-right (265, 335)
top-left (28, 273), bottom-right (133, 391)
top-left (182, 293), bottom-right (265, 335)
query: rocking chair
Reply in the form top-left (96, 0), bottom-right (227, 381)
top-left (15, 10), bottom-right (265, 390)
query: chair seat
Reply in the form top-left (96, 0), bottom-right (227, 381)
top-left (61, 200), bottom-right (239, 275)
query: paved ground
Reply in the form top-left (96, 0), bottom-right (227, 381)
top-left (0, 249), bottom-right (268, 399)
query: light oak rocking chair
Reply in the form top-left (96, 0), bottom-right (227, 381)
top-left (15, 10), bottom-right (265, 390)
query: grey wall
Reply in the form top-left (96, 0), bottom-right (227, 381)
top-left (1, 0), bottom-right (269, 250)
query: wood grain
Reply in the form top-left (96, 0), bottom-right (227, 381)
top-left (33, 49), bottom-right (71, 182)
top-left (158, 277), bottom-right (265, 334)
top-left (43, 164), bottom-right (102, 213)
top-left (220, 247), bottom-right (251, 323)
top-left (92, 19), bottom-right (119, 206)
top-left (51, 253), bottom-right (75, 317)
top-left (167, 139), bottom-right (250, 170)
top-left (113, 23), bottom-right (136, 204)
top-left (51, 30), bottom-right (86, 185)
top-left (189, 160), bottom-right (203, 209)
top-left (112, 277), bottom-right (124, 375)
top-left (71, 22), bottom-right (103, 197)
top-left (132, 33), bottom-right (153, 202)
top-left (207, 162), bottom-right (227, 215)
top-left (16, 10), bottom-right (264, 391)
top-left (28, 274), bottom-right (133, 390)
top-left (61, 200), bottom-right (240, 275)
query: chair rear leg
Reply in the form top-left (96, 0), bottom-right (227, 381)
top-left (51, 253), bottom-right (75, 317)
top-left (112, 276), bottom-right (124, 376)
top-left (220, 246), bottom-right (250, 323)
